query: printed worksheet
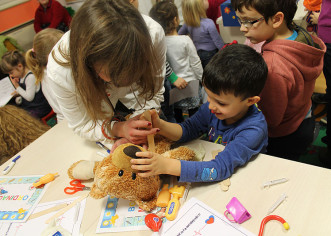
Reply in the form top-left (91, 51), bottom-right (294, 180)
top-left (0, 77), bottom-right (15, 107)
top-left (0, 197), bottom-right (86, 236)
top-left (0, 175), bottom-right (49, 223)
top-left (160, 197), bottom-right (255, 236)
top-left (96, 196), bottom-right (167, 233)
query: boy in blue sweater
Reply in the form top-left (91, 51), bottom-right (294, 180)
top-left (131, 44), bottom-right (268, 182)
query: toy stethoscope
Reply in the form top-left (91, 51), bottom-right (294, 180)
top-left (258, 215), bottom-right (289, 236)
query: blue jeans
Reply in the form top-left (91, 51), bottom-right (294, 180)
top-left (197, 49), bottom-right (218, 68)
top-left (161, 78), bottom-right (176, 123)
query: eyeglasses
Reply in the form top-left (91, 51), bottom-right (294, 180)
top-left (237, 17), bottom-right (264, 28)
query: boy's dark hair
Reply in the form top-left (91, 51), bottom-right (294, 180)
top-left (0, 50), bottom-right (26, 73)
top-left (231, 0), bottom-right (297, 30)
top-left (202, 44), bottom-right (268, 100)
top-left (149, 0), bottom-right (178, 35)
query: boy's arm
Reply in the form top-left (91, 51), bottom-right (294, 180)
top-left (179, 125), bottom-right (268, 182)
top-left (154, 115), bottom-right (183, 141)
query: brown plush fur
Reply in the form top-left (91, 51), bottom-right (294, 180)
top-left (0, 105), bottom-right (50, 165)
top-left (68, 137), bottom-right (197, 211)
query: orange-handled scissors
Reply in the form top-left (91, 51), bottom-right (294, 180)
top-left (64, 179), bottom-right (91, 195)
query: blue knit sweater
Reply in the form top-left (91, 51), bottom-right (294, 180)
top-left (178, 102), bottom-right (268, 182)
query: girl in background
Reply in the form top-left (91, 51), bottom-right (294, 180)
top-left (26, 28), bottom-right (64, 122)
top-left (150, 0), bottom-right (203, 122)
top-left (0, 50), bottom-right (52, 119)
top-left (179, 0), bottom-right (224, 68)
top-left (46, 0), bottom-right (165, 149)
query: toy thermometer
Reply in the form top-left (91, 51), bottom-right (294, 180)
top-left (165, 185), bottom-right (185, 221)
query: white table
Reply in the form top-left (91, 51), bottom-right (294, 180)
top-left (2, 120), bottom-right (331, 235)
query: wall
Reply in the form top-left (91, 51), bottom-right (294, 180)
top-left (0, 0), bottom-right (39, 33)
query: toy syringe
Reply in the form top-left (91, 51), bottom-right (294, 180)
top-left (267, 193), bottom-right (287, 215)
top-left (262, 178), bottom-right (288, 189)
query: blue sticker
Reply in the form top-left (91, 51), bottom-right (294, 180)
top-left (201, 168), bottom-right (218, 181)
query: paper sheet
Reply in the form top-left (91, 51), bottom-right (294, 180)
top-left (0, 77), bottom-right (15, 107)
top-left (0, 175), bottom-right (49, 223)
top-left (0, 197), bottom-right (86, 236)
top-left (169, 80), bottom-right (199, 105)
top-left (96, 196), bottom-right (166, 233)
top-left (160, 197), bottom-right (255, 236)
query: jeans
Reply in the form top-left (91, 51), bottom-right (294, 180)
top-left (197, 49), bottom-right (218, 68)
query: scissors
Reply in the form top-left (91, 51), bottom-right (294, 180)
top-left (64, 179), bottom-right (91, 195)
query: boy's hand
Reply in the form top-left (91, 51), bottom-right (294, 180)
top-left (150, 109), bottom-right (162, 129)
top-left (173, 77), bottom-right (188, 90)
top-left (131, 151), bottom-right (168, 177)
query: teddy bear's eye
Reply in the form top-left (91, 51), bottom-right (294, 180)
top-left (118, 170), bottom-right (124, 177)
top-left (131, 173), bottom-right (136, 180)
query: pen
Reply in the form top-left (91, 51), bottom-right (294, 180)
top-left (267, 193), bottom-right (287, 215)
top-left (3, 155), bottom-right (21, 175)
top-left (96, 142), bottom-right (110, 154)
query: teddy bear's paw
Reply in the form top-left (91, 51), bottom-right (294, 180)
top-left (67, 160), bottom-right (96, 180)
top-left (163, 146), bottom-right (196, 161)
top-left (89, 183), bottom-right (107, 199)
top-left (189, 143), bottom-right (206, 161)
top-left (136, 197), bottom-right (157, 212)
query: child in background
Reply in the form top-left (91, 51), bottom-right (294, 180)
top-left (304, 0), bottom-right (321, 34)
top-left (0, 105), bottom-right (49, 165)
top-left (150, 0), bottom-right (203, 122)
top-left (161, 61), bottom-right (187, 123)
top-left (130, 44), bottom-right (268, 182)
top-left (179, 0), bottom-right (224, 68)
top-left (34, 0), bottom-right (72, 33)
top-left (0, 50), bottom-right (52, 119)
top-left (206, 0), bottom-right (227, 31)
top-left (232, 0), bottom-right (326, 160)
top-left (25, 28), bottom-right (64, 122)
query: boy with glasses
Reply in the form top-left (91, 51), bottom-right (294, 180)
top-left (232, 0), bottom-right (326, 160)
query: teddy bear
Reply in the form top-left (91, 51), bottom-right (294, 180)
top-left (67, 135), bottom-right (204, 211)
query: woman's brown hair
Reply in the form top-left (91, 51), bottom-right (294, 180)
top-left (54, 0), bottom-right (163, 123)
top-left (182, 0), bottom-right (207, 27)
top-left (25, 28), bottom-right (64, 84)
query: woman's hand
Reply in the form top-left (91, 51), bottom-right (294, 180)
top-left (113, 116), bottom-right (160, 145)
top-left (173, 77), bottom-right (188, 90)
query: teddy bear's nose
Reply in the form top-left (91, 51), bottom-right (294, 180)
top-left (123, 146), bottom-right (142, 159)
